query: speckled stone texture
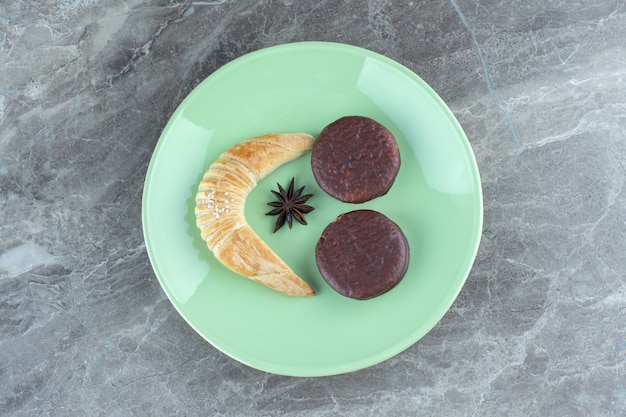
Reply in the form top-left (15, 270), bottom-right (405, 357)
top-left (1, 1), bottom-right (625, 416)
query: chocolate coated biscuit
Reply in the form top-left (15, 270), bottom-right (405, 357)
top-left (315, 210), bottom-right (409, 300)
top-left (311, 116), bottom-right (400, 203)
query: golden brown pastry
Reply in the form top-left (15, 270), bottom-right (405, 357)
top-left (195, 133), bottom-right (316, 297)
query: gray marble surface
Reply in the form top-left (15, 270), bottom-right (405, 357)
top-left (1, 0), bottom-right (625, 415)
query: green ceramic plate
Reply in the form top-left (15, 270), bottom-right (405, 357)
top-left (142, 42), bottom-right (482, 377)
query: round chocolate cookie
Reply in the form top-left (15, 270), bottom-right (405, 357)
top-left (315, 210), bottom-right (409, 300)
top-left (311, 116), bottom-right (400, 203)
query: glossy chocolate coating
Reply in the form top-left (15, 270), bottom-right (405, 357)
top-left (311, 116), bottom-right (400, 203)
top-left (315, 210), bottom-right (409, 300)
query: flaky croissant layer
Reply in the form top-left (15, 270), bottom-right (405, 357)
top-left (195, 133), bottom-right (316, 297)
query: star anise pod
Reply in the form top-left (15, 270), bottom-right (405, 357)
top-left (266, 178), bottom-right (314, 232)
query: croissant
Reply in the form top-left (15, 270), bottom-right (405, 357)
top-left (195, 133), bottom-right (316, 297)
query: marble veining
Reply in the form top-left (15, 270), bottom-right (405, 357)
top-left (1, 0), bottom-right (625, 416)
top-left (450, 0), bottom-right (524, 153)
